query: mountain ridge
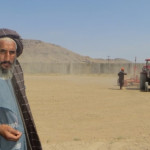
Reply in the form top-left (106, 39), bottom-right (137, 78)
top-left (18, 39), bottom-right (131, 64)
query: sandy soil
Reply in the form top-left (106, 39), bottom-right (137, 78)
top-left (24, 74), bottom-right (150, 150)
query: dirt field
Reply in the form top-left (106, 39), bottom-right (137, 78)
top-left (24, 74), bottom-right (150, 150)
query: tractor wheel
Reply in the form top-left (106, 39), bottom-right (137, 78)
top-left (140, 73), bottom-right (146, 91)
top-left (145, 82), bottom-right (149, 92)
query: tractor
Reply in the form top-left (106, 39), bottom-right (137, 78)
top-left (140, 59), bottom-right (150, 91)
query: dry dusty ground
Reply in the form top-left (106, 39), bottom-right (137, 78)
top-left (24, 74), bottom-right (150, 150)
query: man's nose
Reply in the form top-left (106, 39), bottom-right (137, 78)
top-left (4, 51), bottom-right (10, 61)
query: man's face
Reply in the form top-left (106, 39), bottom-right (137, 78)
top-left (0, 39), bottom-right (16, 70)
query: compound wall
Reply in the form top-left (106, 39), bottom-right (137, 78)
top-left (21, 63), bottom-right (144, 75)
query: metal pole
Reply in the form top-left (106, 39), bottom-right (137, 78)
top-left (107, 56), bottom-right (110, 73)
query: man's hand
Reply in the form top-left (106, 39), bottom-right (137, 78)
top-left (0, 124), bottom-right (22, 141)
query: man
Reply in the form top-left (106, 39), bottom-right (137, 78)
top-left (0, 29), bottom-right (42, 150)
top-left (118, 67), bottom-right (127, 89)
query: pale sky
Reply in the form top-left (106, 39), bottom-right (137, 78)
top-left (1, 0), bottom-right (150, 62)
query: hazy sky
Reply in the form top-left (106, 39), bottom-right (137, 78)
top-left (1, 0), bottom-right (150, 62)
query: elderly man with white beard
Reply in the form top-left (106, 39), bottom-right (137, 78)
top-left (0, 29), bottom-right (42, 150)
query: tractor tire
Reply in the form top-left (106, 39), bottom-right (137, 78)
top-left (140, 73), bottom-right (146, 91)
top-left (145, 82), bottom-right (149, 92)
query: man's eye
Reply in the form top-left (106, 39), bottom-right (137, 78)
top-left (0, 49), bottom-right (6, 53)
top-left (9, 51), bottom-right (16, 55)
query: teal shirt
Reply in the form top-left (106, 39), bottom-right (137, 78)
top-left (0, 78), bottom-right (27, 150)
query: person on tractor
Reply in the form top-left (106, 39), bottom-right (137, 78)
top-left (118, 67), bottom-right (127, 89)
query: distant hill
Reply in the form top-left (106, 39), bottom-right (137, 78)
top-left (18, 39), bottom-right (131, 64)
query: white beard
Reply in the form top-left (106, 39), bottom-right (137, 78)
top-left (0, 60), bottom-right (16, 80)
